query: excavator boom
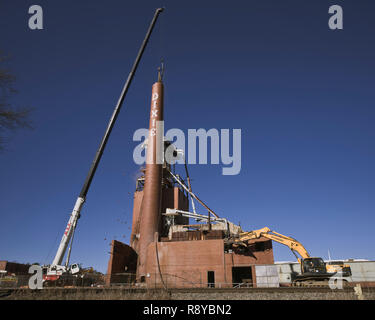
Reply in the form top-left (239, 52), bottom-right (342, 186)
top-left (238, 227), bottom-right (310, 260)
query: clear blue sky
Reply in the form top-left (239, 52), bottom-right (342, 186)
top-left (0, 0), bottom-right (374, 273)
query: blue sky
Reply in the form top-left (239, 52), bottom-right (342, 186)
top-left (0, 0), bottom-right (374, 273)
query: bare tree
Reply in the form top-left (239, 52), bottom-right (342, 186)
top-left (0, 51), bottom-right (33, 151)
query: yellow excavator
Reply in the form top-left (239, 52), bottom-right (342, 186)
top-left (232, 227), bottom-right (351, 286)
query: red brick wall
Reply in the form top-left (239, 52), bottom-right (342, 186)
top-left (224, 237), bottom-right (274, 287)
top-left (130, 191), bottom-right (143, 251)
top-left (145, 238), bottom-right (274, 288)
top-left (0, 261), bottom-right (30, 275)
top-left (106, 240), bottom-right (137, 285)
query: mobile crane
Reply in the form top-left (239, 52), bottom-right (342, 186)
top-left (232, 227), bottom-right (351, 286)
top-left (43, 8), bottom-right (164, 285)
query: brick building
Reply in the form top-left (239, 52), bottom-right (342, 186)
top-left (106, 77), bottom-right (274, 288)
top-left (0, 260), bottom-right (30, 275)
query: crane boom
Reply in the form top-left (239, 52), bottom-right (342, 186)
top-left (50, 8), bottom-right (164, 268)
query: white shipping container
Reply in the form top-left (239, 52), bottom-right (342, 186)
top-left (255, 265), bottom-right (280, 288)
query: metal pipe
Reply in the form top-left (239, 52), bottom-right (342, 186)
top-left (183, 156), bottom-right (196, 214)
top-left (164, 209), bottom-right (226, 224)
top-left (167, 169), bottom-right (220, 218)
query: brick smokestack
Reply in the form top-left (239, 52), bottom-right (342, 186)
top-left (137, 76), bottom-right (164, 280)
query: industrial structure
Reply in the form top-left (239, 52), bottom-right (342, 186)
top-left (106, 70), bottom-right (275, 288)
top-left (104, 70), bottom-right (358, 288)
top-left (26, 7), bottom-right (372, 290)
top-left (0, 261), bottom-right (30, 276)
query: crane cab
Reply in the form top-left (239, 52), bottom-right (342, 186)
top-left (69, 263), bottom-right (80, 274)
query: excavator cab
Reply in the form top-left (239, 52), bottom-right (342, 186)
top-left (301, 257), bottom-right (326, 275)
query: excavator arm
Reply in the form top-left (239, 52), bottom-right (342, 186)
top-left (236, 227), bottom-right (311, 262)
top-left (234, 227), bottom-right (351, 283)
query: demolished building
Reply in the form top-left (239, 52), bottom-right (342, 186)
top-left (106, 72), bottom-right (274, 288)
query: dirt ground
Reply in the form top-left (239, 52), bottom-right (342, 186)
top-left (1, 287), bottom-right (375, 300)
